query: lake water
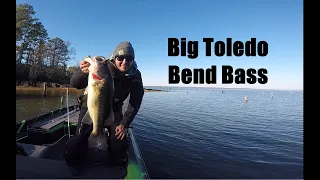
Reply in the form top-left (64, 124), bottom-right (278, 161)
top-left (16, 87), bottom-right (303, 179)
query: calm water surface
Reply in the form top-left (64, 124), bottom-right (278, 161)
top-left (16, 87), bottom-right (303, 179)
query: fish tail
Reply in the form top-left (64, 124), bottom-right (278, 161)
top-left (91, 127), bottom-right (99, 136)
top-left (91, 118), bottom-right (103, 136)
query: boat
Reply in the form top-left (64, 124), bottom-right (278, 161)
top-left (16, 104), bottom-right (150, 179)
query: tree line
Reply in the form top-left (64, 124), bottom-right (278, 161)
top-left (16, 3), bottom-right (78, 87)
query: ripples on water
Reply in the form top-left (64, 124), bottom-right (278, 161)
top-left (16, 87), bottom-right (303, 178)
top-left (134, 88), bottom-right (303, 179)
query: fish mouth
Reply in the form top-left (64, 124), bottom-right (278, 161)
top-left (92, 73), bottom-right (102, 81)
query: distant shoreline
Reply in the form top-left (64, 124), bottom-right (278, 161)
top-left (144, 86), bottom-right (303, 91)
top-left (15, 86), bottom-right (166, 93)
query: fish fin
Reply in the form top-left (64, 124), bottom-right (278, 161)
top-left (81, 111), bottom-right (92, 125)
top-left (83, 87), bottom-right (88, 95)
top-left (93, 56), bottom-right (107, 62)
top-left (88, 134), bottom-right (108, 151)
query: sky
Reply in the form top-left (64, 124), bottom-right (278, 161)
top-left (16, 0), bottom-right (303, 90)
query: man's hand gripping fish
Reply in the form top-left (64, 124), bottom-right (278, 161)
top-left (81, 56), bottom-right (114, 151)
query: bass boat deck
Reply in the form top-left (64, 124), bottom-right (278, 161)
top-left (16, 105), bottom-right (149, 179)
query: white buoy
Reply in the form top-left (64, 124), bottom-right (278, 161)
top-left (244, 95), bottom-right (249, 102)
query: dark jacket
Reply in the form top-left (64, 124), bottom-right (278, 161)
top-left (70, 60), bottom-right (144, 128)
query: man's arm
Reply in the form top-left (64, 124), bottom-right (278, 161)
top-left (70, 68), bottom-right (89, 89)
top-left (120, 71), bottom-right (144, 128)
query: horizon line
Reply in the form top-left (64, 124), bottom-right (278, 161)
top-left (143, 85), bottom-right (303, 91)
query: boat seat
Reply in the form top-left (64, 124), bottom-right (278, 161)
top-left (16, 155), bottom-right (126, 179)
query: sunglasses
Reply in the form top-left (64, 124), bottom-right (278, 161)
top-left (115, 55), bottom-right (134, 62)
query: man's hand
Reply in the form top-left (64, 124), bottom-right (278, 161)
top-left (115, 124), bottom-right (127, 140)
top-left (80, 60), bottom-right (90, 74)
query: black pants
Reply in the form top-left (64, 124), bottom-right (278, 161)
top-left (76, 107), bottom-right (129, 166)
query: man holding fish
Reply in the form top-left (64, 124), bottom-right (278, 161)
top-left (68, 41), bottom-right (144, 168)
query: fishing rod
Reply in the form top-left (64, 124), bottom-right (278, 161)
top-left (66, 87), bottom-right (71, 139)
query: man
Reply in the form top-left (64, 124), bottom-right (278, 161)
top-left (69, 41), bottom-right (144, 167)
